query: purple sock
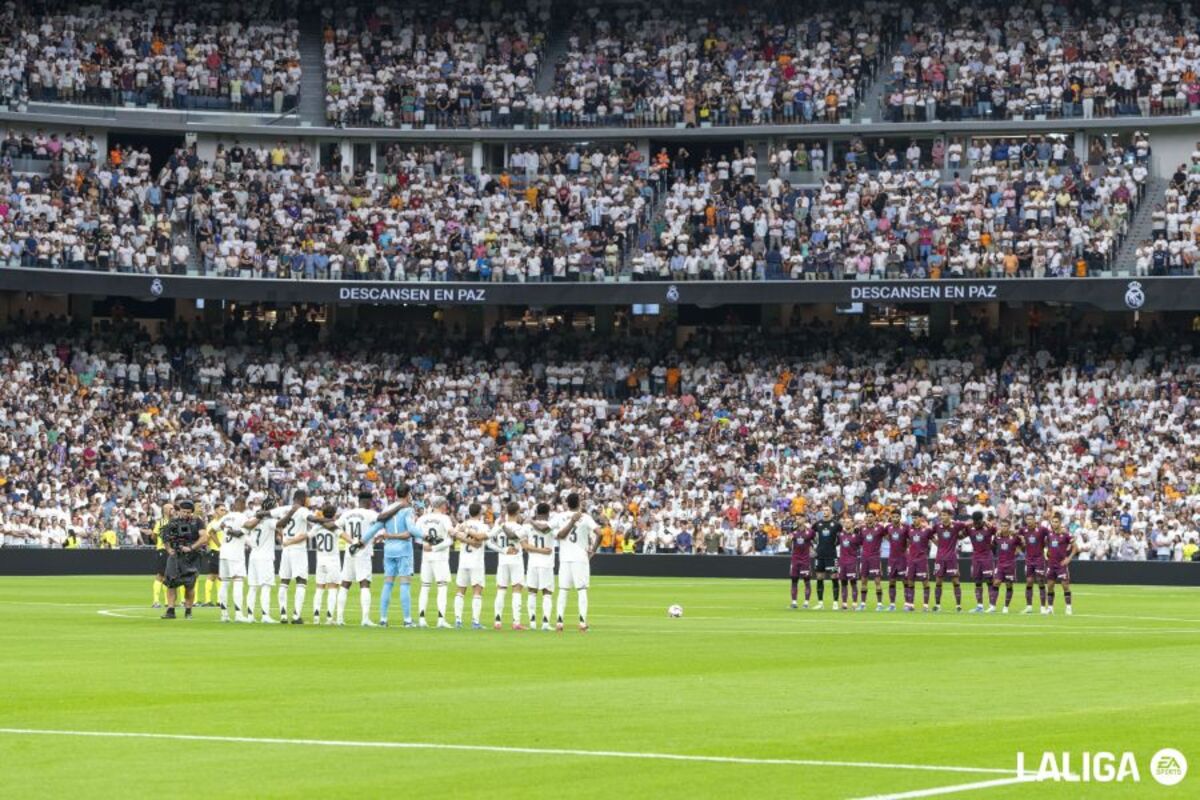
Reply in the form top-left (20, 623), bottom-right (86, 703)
top-left (804, 581), bottom-right (811, 601)
top-left (935, 585), bottom-right (943, 605)
top-left (790, 579), bottom-right (798, 602)
top-left (953, 584), bottom-right (962, 606)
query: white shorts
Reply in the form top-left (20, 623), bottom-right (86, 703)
top-left (420, 558), bottom-right (450, 584)
top-left (278, 548), bottom-right (308, 581)
top-left (455, 565), bottom-right (485, 588)
top-left (526, 565), bottom-right (555, 592)
top-left (247, 555), bottom-right (275, 587)
top-left (496, 561), bottom-right (525, 588)
top-left (218, 555), bottom-right (246, 580)
top-left (340, 551), bottom-right (373, 584)
top-left (559, 561), bottom-right (590, 590)
top-left (315, 560), bottom-right (341, 585)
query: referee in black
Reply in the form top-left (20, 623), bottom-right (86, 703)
top-left (812, 504), bottom-right (842, 609)
top-left (161, 499), bottom-right (209, 619)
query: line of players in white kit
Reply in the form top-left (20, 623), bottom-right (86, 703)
top-left (205, 487), bottom-right (601, 631)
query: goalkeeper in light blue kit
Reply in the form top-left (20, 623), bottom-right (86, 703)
top-left (359, 484), bottom-right (422, 627)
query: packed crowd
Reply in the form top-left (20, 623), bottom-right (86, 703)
top-left (545, 2), bottom-right (890, 128)
top-left (322, 0), bottom-right (892, 129)
top-left (631, 137), bottom-right (1149, 280)
top-left (0, 131), bottom-right (1163, 281)
top-left (885, 0), bottom-right (1200, 121)
top-left (0, 0), bottom-right (301, 112)
top-left (190, 141), bottom-right (653, 280)
top-left (322, 0), bottom-right (549, 128)
top-left (0, 140), bottom-right (192, 272)
top-left (0, 317), bottom-right (1196, 561)
top-left (1132, 144), bottom-right (1200, 275)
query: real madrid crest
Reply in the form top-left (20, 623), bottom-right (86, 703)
top-left (665, 284), bottom-right (680, 303)
top-left (1124, 280), bottom-right (1144, 310)
top-left (149, 278), bottom-right (164, 297)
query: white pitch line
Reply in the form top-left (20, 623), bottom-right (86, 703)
top-left (847, 775), bottom-right (1037, 800)
top-left (0, 728), bottom-right (1015, 776)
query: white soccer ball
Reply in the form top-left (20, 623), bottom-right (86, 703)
top-left (667, 604), bottom-right (684, 618)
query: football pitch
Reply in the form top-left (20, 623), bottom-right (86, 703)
top-left (0, 576), bottom-right (1197, 799)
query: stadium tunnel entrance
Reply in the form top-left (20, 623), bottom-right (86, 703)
top-left (105, 131), bottom-right (187, 172)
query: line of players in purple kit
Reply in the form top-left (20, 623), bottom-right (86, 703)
top-left (786, 506), bottom-right (1080, 616)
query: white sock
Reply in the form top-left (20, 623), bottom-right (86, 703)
top-left (436, 585), bottom-right (448, 619)
top-left (527, 592), bottom-right (537, 624)
top-left (454, 593), bottom-right (465, 624)
top-left (260, 586), bottom-right (272, 619)
top-left (578, 588), bottom-right (588, 624)
top-left (556, 588), bottom-right (568, 623)
top-left (541, 593), bottom-right (552, 624)
top-left (419, 583), bottom-right (430, 617)
top-left (494, 587), bottom-right (506, 621)
top-left (277, 584), bottom-right (287, 617)
top-left (336, 587), bottom-right (348, 623)
top-left (359, 587), bottom-right (371, 622)
top-left (512, 589), bottom-right (523, 624)
top-left (247, 585), bottom-right (258, 618)
top-left (312, 587), bottom-right (324, 620)
top-left (293, 584), bottom-right (306, 619)
top-left (231, 581), bottom-right (243, 615)
top-left (471, 594), bottom-right (481, 625)
top-left (326, 587), bottom-right (337, 619)
top-left (217, 580), bottom-right (228, 611)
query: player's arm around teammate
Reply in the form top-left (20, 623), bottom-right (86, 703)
top-left (487, 502), bottom-right (527, 630)
top-left (554, 493), bottom-right (597, 632)
top-left (450, 504), bottom-right (490, 629)
top-left (1044, 525), bottom-right (1079, 616)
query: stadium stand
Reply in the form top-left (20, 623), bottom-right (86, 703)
top-left (0, 0), bottom-right (302, 112)
top-left (0, 316), bottom-right (1196, 559)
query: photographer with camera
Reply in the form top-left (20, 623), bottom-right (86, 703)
top-left (161, 499), bottom-right (209, 620)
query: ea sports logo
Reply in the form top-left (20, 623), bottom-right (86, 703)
top-left (149, 278), bottom-right (164, 297)
top-left (1124, 280), bottom-right (1145, 310)
top-left (1150, 748), bottom-right (1188, 786)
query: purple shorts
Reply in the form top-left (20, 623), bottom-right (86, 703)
top-left (837, 562), bottom-right (858, 581)
top-left (1045, 563), bottom-right (1070, 583)
top-left (934, 557), bottom-right (959, 578)
top-left (1025, 561), bottom-right (1045, 581)
top-left (970, 558), bottom-right (995, 582)
top-left (861, 556), bottom-right (882, 579)
top-left (905, 560), bottom-right (929, 582)
top-left (790, 561), bottom-right (811, 580)
top-left (887, 557), bottom-right (907, 580)
top-left (994, 564), bottom-right (1017, 583)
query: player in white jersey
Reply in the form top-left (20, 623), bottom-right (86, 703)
top-left (488, 501), bottom-right (527, 630)
top-left (522, 502), bottom-right (559, 631)
top-left (336, 491), bottom-right (379, 626)
top-left (553, 492), bottom-right (600, 632)
top-left (216, 496), bottom-right (251, 622)
top-left (281, 503), bottom-right (352, 625)
top-left (274, 490), bottom-right (316, 624)
top-left (452, 502), bottom-right (490, 630)
top-left (244, 498), bottom-right (280, 623)
top-left (416, 497), bottom-right (454, 629)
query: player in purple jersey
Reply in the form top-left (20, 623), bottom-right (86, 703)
top-left (787, 516), bottom-right (816, 609)
top-left (857, 512), bottom-right (887, 611)
top-left (884, 510), bottom-right (909, 611)
top-left (904, 515), bottom-right (934, 611)
top-left (990, 523), bottom-right (1024, 613)
top-left (836, 522), bottom-right (863, 611)
top-left (1018, 511), bottom-right (1051, 613)
top-left (1044, 522), bottom-right (1079, 616)
top-left (962, 511), bottom-right (997, 613)
top-left (932, 509), bottom-right (966, 612)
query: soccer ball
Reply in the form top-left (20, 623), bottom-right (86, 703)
top-left (667, 604), bottom-right (684, 618)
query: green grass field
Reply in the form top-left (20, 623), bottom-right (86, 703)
top-left (0, 576), bottom-right (1197, 799)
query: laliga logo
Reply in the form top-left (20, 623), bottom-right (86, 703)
top-left (1124, 280), bottom-right (1145, 310)
top-left (1015, 748), bottom-right (1187, 786)
top-left (149, 278), bottom-right (164, 297)
top-left (665, 284), bottom-right (680, 303)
